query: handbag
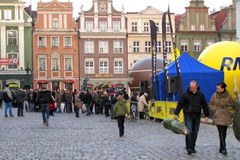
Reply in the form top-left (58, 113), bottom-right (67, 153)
top-left (76, 102), bottom-right (82, 109)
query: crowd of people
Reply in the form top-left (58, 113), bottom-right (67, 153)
top-left (0, 84), bottom-right (150, 136)
top-left (0, 80), bottom-right (235, 155)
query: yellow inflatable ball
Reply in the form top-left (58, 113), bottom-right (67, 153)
top-left (198, 41), bottom-right (240, 98)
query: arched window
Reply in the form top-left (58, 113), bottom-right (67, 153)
top-left (52, 18), bottom-right (59, 29)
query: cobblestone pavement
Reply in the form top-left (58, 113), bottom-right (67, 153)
top-left (0, 108), bottom-right (239, 160)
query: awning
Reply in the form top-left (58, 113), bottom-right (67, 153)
top-left (37, 80), bottom-right (48, 84)
top-left (63, 80), bottom-right (74, 83)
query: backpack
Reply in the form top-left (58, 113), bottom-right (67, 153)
top-left (3, 91), bottom-right (12, 103)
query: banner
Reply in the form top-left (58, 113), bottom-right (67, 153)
top-left (0, 58), bottom-right (19, 65)
top-left (162, 12), bottom-right (169, 100)
top-left (150, 20), bottom-right (157, 100)
top-left (167, 6), bottom-right (183, 96)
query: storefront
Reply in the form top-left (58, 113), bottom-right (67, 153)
top-left (0, 73), bottom-right (32, 91)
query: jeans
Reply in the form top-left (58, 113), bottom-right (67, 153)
top-left (85, 103), bottom-right (91, 115)
top-left (117, 116), bottom-right (125, 137)
top-left (94, 103), bottom-right (99, 114)
top-left (5, 102), bottom-right (13, 116)
top-left (29, 102), bottom-right (34, 112)
top-left (74, 106), bottom-right (80, 117)
top-left (184, 114), bottom-right (201, 150)
top-left (24, 101), bottom-right (29, 111)
top-left (111, 104), bottom-right (115, 119)
top-left (41, 103), bottom-right (50, 123)
top-left (17, 103), bottom-right (24, 116)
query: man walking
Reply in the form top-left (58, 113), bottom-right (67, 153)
top-left (174, 80), bottom-right (209, 155)
top-left (16, 88), bottom-right (26, 117)
top-left (3, 84), bottom-right (14, 117)
top-left (37, 84), bottom-right (53, 126)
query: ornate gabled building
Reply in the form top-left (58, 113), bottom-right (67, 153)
top-left (0, 0), bottom-right (33, 90)
top-left (33, 0), bottom-right (79, 91)
top-left (127, 6), bottom-right (175, 70)
top-left (210, 0), bottom-right (237, 41)
top-left (176, 0), bottom-right (218, 58)
top-left (78, 0), bottom-right (128, 91)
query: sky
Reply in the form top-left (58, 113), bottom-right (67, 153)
top-left (24, 0), bottom-right (233, 18)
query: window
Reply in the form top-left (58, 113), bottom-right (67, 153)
top-left (85, 60), bottom-right (94, 74)
top-left (113, 21), bottom-right (121, 31)
top-left (4, 10), bottom-right (12, 20)
top-left (99, 41), bottom-right (108, 53)
top-left (99, 60), bottom-right (108, 74)
top-left (86, 21), bottom-right (93, 32)
top-left (64, 37), bottom-right (72, 47)
top-left (166, 23), bottom-right (170, 32)
top-left (200, 25), bottom-right (205, 31)
top-left (52, 58), bottom-right (59, 71)
top-left (166, 41), bottom-right (172, 52)
top-left (114, 40), bottom-right (123, 53)
top-left (133, 41), bottom-right (140, 52)
top-left (144, 22), bottom-right (149, 32)
top-left (193, 41), bottom-right (201, 52)
top-left (180, 41), bottom-right (188, 52)
top-left (85, 41), bottom-right (94, 53)
top-left (145, 41), bottom-right (151, 53)
top-left (207, 41), bottom-right (215, 46)
top-left (51, 37), bottom-right (59, 47)
top-left (114, 59), bottom-right (123, 74)
top-left (157, 41), bottom-right (161, 52)
top-left (99, 21), bottom-right (107, 32)
top-left (156, 23), bottom-right (159, 32)
top-left (7, 30), bottom-right (18, 45)
top-left (64, 58), bottom-right (72, 71)
top-left (191, 25), bottom-right (195, 31)
top-left (52, 18), bottom-right (59, 29)
top-left (39, 57), bottom-right (46, 71)
top-left (38, 37), bottom-right (46, 47)
top-left (132, 22), bottom-right (138, 32)
top-left (7, 53), bottom-right (18, 69)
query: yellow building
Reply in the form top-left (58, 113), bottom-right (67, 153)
top-left (127, 6), bottom-right (175, 70)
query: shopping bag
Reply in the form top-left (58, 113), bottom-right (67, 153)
top-left (162, 118), bottom-right (189, 135)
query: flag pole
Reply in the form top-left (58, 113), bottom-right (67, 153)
top-left (167, 5), bottom-right (184, 96)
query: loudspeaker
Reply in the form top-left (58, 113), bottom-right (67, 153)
top-left (140, 81), bottom-right (148, 94)
top-left (167, 77), bottom-right (178, 93)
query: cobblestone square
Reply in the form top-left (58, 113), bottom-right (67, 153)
top-left (0, 109), bottom-right (239, 160)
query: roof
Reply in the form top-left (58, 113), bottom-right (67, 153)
top-left (166, 53), bottom-right (222, 74)
top-left (210, 8), bottom-right (228, 31)
top-left (130, 58), bottom-right (164, 72)
top-left (175, 14), bottom-right (184, 31)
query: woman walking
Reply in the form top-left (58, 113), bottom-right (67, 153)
top-left (209, 82), bottom-right (234, 155)
top-left (74, 91), bottom-right (81, 118)
top-left (113, 96), bottom-right (128, 137)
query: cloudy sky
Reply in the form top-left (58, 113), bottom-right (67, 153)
top-left (24, 0), bottom-right (233, 17)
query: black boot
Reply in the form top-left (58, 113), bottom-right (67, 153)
top-left (219, 133), bottom-right (227, 155)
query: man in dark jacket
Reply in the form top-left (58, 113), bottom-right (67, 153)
top-left (84, 90), bottom-right (92, 116)
top-left (174, 80), bottom-right (209, 155)
top-left (16, 89), bottom-right (26, 116)
top-left (37, 84), bottom-right (53, 126)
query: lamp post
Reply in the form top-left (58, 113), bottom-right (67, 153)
top-left (25, 67), bottom-right (31, 89)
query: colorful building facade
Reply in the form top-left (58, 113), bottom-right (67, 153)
top-left (33, 0), bottom-right (79, 91)
top-left (0, 0), bottom-right (32, 90)
top-left (78, 0), bottom-right (128, 91)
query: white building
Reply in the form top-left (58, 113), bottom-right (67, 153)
top-left (237, 0), bottom-right (240, 41)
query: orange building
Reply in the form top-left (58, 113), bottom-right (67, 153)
top-left (78, 0), bottom-right (128, 91)
top-left (33, 0), bottom-right (79, 91)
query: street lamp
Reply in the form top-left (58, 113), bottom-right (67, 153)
top-left (25, 66), bottom-right (31, 89)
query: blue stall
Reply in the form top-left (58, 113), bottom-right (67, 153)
top-left (156, 53), bottom-right (224, 102)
